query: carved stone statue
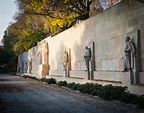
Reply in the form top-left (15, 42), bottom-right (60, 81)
top-left (24, 61), bottom-right (28, 73)
top-left (17, 64), bottom-right (20, 73)
top-left (123, 36), bottom-right (136, 72)
top-left (28, 60), bottom-right (32, 73)
top-left (84, 46), bottom-right (91, 71)
top-left (63, 50), bottom-right (68, 71)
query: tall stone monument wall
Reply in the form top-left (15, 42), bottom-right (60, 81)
top-left (17, 2), bottom-right (144, 94)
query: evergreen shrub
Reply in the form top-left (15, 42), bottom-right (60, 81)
top-left (57, 81), bottom-right (67, 87)
top-left (23, 75), bottom-right (38, 80)
top-left (91, 84), bottom-right (103, 96)
top-left (67, 82), bottom-right (79, 90)
top-left (40, 78), bottom-right (56, 84)
top-left (47, 78), bottom-right (56, 84)
top-left (137, 94), bottom-right (144, 108)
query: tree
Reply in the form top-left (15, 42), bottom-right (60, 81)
top-left (6, 12), bottom-right (48, 55)
top-left (7, 0), bottom-right (95, 55)
top-left (4, 0), bottom-right (144, 56)
top-left (15, 0), bottom-right (95, 35)
top-left (16, 0), bottom-right (93, 20)
top-left (0, 31), bottom-right (17, 72)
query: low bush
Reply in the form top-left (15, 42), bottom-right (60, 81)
top-left (78, 83), bottom-right (95, 94)
top-left (23, 75), bottom-right (29, 78)
top-left (97, 84), bottom-right (114, 100)
top-left (91, 84), bottom-right (103, 96)
top-left (137, 94), bottom-right (144, 108)
top-left (40, 78), bottom-right (56, 84)
top-left (40, 78), bottom-right (48, 82)
top-left (127, 93), bottom-right (138, 104)
top-left (47, 78), bottom-right (56, 84)
top-left (67, 82), bottom-right (79, 90)
top-left (22, 76), bottom-right (144, 109)
top-left (51, 80), bottom-right (144, 109)
top-left (23, 75), bottom-right (38, 80)
top-left (111, 86), bottom-right (128, 100)
top-left (119, 92), bottom-right (132, 103)
top-left (57, 81), bottom-right (67, 87)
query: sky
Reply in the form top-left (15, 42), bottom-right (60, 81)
top-left (0, 0), bottom-right (17, 45)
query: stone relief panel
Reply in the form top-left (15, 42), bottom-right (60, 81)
top-left (101, 59), bottom-right (118, 71)
top-left (72, 61), bottom-right (81, 70)
top-left (57, 63), bottom-right (64, 70)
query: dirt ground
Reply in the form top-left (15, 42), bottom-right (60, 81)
top-left (0, 74), bottom-right (144, 113)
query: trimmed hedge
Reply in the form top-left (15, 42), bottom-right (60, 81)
top-left (23, 75), bottom-right (38, 80)
top-left (57, 81), bottom-right (67, 87)
top-left (62, 82), bottom-right (144, 109)
top-left (40, 78), bottom-right (56, 84)
top-left (67, 82), bottom-right (77, 90)
top-left (22, 75), bottom-right (144, 109)
top-left (137, 94), bottom-right (144, 108)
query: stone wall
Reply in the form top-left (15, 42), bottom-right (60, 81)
top-left (17, 2), bottom-right (144, 94)
top-left (47, 2), bottom-right (144, 72)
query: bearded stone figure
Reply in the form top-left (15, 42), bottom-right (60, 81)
top-left (123, 36), bottom-right (136, 72)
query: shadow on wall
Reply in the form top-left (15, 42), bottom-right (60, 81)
top-left (48, 1), bottom-right (142, 73)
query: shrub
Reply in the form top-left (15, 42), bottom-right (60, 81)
top-left (97, 84), bottom-right (114, 100)
top-left (96, 85), bottom-right (129, 101)
top-left (40, 78), bottom-right (48, 82)
top-left (31, 76), bottom-right (38, 80)
top-left (67, 82), bottom-right (79, 90)
top-left (47, 78), bottom-right (56, 84)
top-left (40, 78), bottom-right (56, 84)
top-left (119, 92), bottom-right (134, 103)
top-left (111, 86), bottom-right (127, 100)
top-left (77, 83), bottom-right (95, 94)
top-left (23, 75), bottom-right (38, 80)
top-left (23, 75), bottom-right (29, 78)
top-left (137, 94), bottom-right (144, 108)
top-left (91, 84), bottom-right (103, 96)
top-left (76, 84), bottom-right (83, 91)
top-left (57, 81), bottom-right (67, 87)
top-left (119, 92), bottom-right (139, 104)
top-left (22, 76), bottom-right (144, 109)
top-left (128, 93), bottom-right (138, 104)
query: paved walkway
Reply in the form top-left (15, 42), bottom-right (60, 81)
top-left (0, 74), bottom-right (144, 113)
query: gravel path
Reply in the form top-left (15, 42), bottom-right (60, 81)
top-left (0, 74), bottom-right (144, 113)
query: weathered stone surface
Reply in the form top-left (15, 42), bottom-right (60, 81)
top-left (49, 70), bottom-right (65, 77)
top-left (93, 72), bottom-right (122, 82)
top-left (129, 18), bottom-right (138, 27)
top-left (70, 71), bottom-right (85, 79)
